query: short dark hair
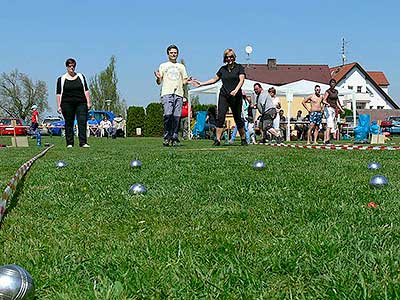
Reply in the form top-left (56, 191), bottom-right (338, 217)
top-left (329, 79), bottom-right (337, 84)
top-left (65, 58), bottom-right (76, 67)
top-left (315, 85), bottom-right (320, 89)
top-left (253, 83), bottom-right (262, 88)
top-left (166, 45), bottom-right (179, 54)
top-left (268, 87), bottom-right (276, 94)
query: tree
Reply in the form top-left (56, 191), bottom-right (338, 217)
top-left (0, 70), bottom-right (48, 121)
top-left (89, 56), bottom-right (126, 115)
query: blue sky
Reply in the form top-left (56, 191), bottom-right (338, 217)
top-left (1, 0), bottom-right (399, 113)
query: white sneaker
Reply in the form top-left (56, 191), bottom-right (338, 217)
top-left (67, 145), bottom-right (73, 148)
top-left (81, 144), bottom-right (90, 148)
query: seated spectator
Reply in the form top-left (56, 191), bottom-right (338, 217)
top-left (111, 114), bottom-right (126, 138)
top-left (99, 116), bottom-right (112, 137)
top-left (294, 110), bottom-right (306, 140)
top-left (279, 110), bottom-right (287, 140)
top-left (87, 115), bottom-right (99, 137)
top-left (204, 106), bottom-right (217, 139)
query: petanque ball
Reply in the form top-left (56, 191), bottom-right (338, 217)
top-left (130, 160), bottom-right (142, 169)
top-left (0, 264), bottom-right (35, 300)
top-left (55, 160), bottom-right (67, 168)
top-left (368, 162), bottom-right (381, 170)
top-left (369, 175), bottom-right (388, 188)
top-left (252, 160), bottom-right (266, 170)
top-left (129, 183), bottom-right (147, 195)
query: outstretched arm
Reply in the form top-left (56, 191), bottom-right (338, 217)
top-left (192, 75), bottom-right (220, 87)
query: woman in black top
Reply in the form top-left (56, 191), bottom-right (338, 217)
top-left (193, 48), bottom-right (247, 146)
top-left (56, 58), bottom-right (91, 148)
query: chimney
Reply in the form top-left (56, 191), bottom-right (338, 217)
top-left (267, 58), bottom-right (277, 70)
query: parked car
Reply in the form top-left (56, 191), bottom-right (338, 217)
top-left (0, 118), bottom-right (27, 135)
top-left (49, 110), bottom-right (115, 136)
top-left (40, 116), bottom-right (63, 135)
top-left (381, 116), bottom-right (400, 134)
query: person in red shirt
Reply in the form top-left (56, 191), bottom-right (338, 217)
top-left (30, 105), bottom-right (39, 134)
top-left (180, 98), bottom-right (192, 139)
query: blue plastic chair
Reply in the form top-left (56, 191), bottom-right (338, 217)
top-left (192, 111), bottom-right (207, 139)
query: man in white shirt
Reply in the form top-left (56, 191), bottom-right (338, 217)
top-left (154, 45), bottom-right (191, 147)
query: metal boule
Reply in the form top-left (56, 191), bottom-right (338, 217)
top-left (129, 183), bottom-right (147, 194)
top-left (252, 160), bottom-right (266, 170)
top-left (55, 160), bottom-right (67, 168)
top-left (0, 264), bottom-right (35, 300)
top-left (368, 162), bottom-right (381, 170)
top-left (130, 160), bottom-right (142, 169)
top-left (369, 175), bottom-right (388, 188)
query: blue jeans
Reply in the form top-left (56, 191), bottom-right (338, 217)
top-left (161, 94), bottom-right (183, 140)
top-left (230, 119), bottom-right (250, 143)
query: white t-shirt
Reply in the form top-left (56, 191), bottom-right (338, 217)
top-left (158, 61), bottom-right (188, 97)
top-left (272, 96), bottom-right (280, 112)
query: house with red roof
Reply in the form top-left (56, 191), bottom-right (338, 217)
top-left (330, 62), bottom-right (398, 109)
top-left (245, 59), bottom-right (332, 86)
top-left (245, 59), bottom-right (398, 110)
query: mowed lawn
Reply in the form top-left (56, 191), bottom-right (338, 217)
top-left (1, 136), bottom-right (400, 299)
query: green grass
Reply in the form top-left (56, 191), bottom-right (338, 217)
top-left (1, 136), bottom-right (400, 299)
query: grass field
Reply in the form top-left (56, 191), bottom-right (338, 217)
top-left (1, 136), bottom-right (400, 299)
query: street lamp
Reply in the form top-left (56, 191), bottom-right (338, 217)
top-left (105, 99), bottom-right (112, 111)
top-left (245, 45), bottom-right (253, 67)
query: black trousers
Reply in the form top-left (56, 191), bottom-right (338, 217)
top-left (216, 92), bottom-right (244, 129)
top-left (61, 101), bottom-right (88, 146)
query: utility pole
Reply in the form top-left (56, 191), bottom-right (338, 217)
top-left (341, 37), bottom-right (347, 66)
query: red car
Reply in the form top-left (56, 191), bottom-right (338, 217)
top-left (0, 118), bottom-right (27, 135)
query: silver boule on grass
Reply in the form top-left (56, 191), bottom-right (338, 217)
top-left (252, 160), bottom-right (266, 170)
top-left (0, 264), bottom-right (35, 300)
top-left (369, 175), bottom-right (388, 188)
top-left (130, 159), bottom-right (142, 169)
top-left (55, 160), bottom-right (67, 168)
top-left (129, 183), bottom-right (147, 195)
top-left (367, 162), bottom-right (381, 170)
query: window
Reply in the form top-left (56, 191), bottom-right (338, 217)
top-left (366, 86), bottom-right (374, 97)
top-left (348, 85), bottom-right (353, 90)
top-left (370, 106), bottom-right (373, 109)
top-left (356, 103), bottom-right (366, 109)
top-left (357, 86), bottom-right (362, 93)
top-left (377, 106), bottom-right (384, 109)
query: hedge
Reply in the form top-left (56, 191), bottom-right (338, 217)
top-left (126, 106), bottom-right (146, 136)
top-left (144, 102), bottom-right (164, 137)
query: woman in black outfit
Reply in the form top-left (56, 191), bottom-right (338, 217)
top-left (193, 48), bottom-right (247, 146)
top-left (56, 58), bottom-right (91, 148)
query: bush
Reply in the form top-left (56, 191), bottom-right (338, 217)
top-left (144, 102), bottom-right (164, 137)
top-left (126, 106), bottom-right (146, 136)
top-left (340, 108), bottom-right (354, 118)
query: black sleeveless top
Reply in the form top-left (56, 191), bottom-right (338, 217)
top-left (326, 89), bottom-right (338, 109)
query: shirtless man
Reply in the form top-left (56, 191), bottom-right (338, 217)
top-left (302, 85), bottom-right (323, 144)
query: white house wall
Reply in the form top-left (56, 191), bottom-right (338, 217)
top-left (337, 67), bottom-right (392, 109)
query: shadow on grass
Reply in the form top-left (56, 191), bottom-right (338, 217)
top-left (0, 177), bottom-right (26, 230)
